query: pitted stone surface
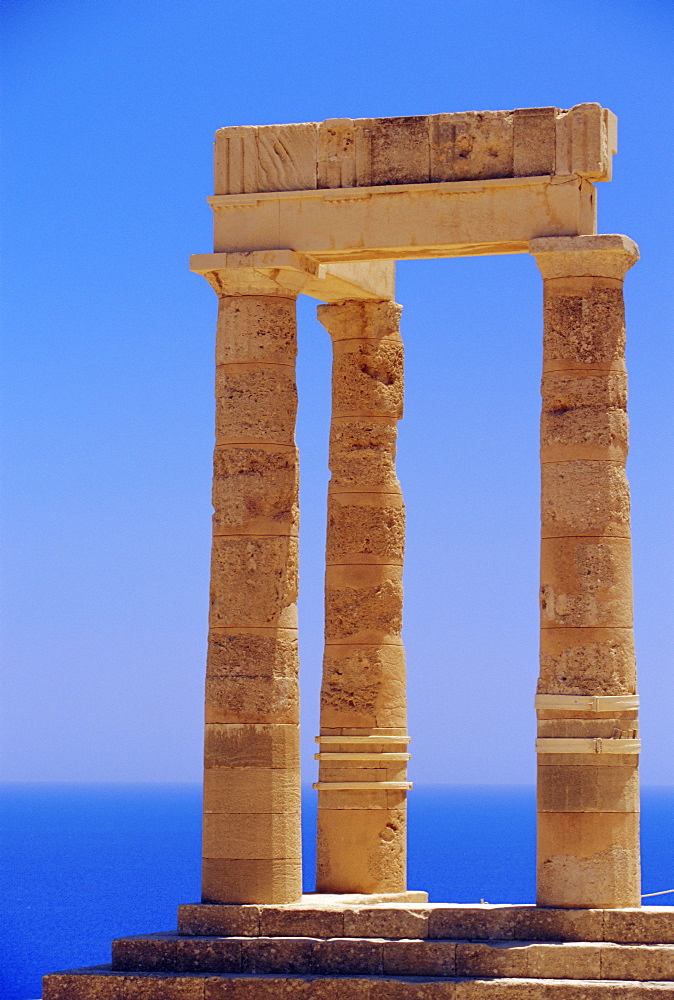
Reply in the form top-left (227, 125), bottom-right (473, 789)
top-left (204, 723), bottom-right (299, 770)
top-left (543, 285), bottom-right (626, 365)
top-left (541, 371), bottom-right (627, 412)
top-left (538, 627), bottom-right (636, 695)
top-left (215, 366), bottom-right (297, 444)
top-left (331, 341), bottom-right (404, 418)
top-left (209, 535), bottom-right (298, 628)
top-left (206, 630), bottom-right (298, 679)
top-left (216, 296), bottom-right (298, 365)
top-left (329, 418), bottom-right (400, 491)
top-left (541, 461), bottom-right (630, 537)
top-left (324, 571), bottom-right (404, 644)
top-left (215, 105), bottom-right (616, 196)
top-left (326, 498), bottom-right (405, 563)
top-left (321, 644), bottom-right (407, 729)
top-left (212, 446), bottom-right (299, 535)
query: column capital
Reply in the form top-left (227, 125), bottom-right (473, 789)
top-left (317, 298), bottom-right (403, 342)
top-left (191, 250), bottom-right (396, 302)
top-left (190, 250), bottom-right (317, 297)
top-left (529, 234), bottom-right (639, 280)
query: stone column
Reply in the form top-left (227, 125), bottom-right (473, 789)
top-left (198, 273), bottom-right (304, 904)
top-left (314, 299), bottom-right (411, 894)
top-left (531, 235), bottom-right (641, 908)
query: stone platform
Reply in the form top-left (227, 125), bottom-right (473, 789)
top-left (43, 899), bottom-right (674, 998)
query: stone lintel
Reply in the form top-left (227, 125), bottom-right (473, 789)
top-left (209, 175), bottom-right (597, 261)
top-left (190, 250), bottom-right (395, 301)
top-left (214, 104), bottom-right (616, 195)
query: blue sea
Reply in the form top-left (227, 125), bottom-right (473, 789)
top-left (2, 784), bottom-right (674, 1000)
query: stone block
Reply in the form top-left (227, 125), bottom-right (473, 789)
top-left (318, 119), bottom-right (356, 189)
top-left (209, 536), bottom-right (298, 628)
top-left (540, 407), bottom-right (628, 463)
top-left (202, 858), bottom-right (302, 904)
top-left (207, 978), bottom-right (374, 1000)
top-left (205, 674), bottom-right (299, 725)
top-left (537, 715), bottom-right (638, 740)
top-left (541, 371), bottom-right (627, 414)
top-left (202, 811), bottom-right (301, 861)
top-left (317, 788), bottom-right (403, 812)
top-left (215, 365), bottom-right (297, 445)
top-left (327, 494), bottom-right (405, 565)
top-left (240, 936), bottom-right (315, 974)
top-left (513, 107), bottom-right (556, 176)
top-left (383, 939), bottom-right (456, 975)
top-left (344, 906), bottom-right (430, 939)
top-left (42, 970), bottom-right (125, 1000)
top-left (542, 280), bottom-right (626, 366)
top-left (316, 808), bottom-right (406, 894)
top-left (312, 937), bottom-right (384, 974)
top-left (428, 905), bottom-right (515, 941)
top-left (430, 110), bottom-right (513, 182)
top-left (212, 445), bottom-right (299, 537)
top-left (318, 764), bottom-right (408, 783)
top-left (526, 942), bottom-right (601, 979)
top-left (600, 943), bottom-right (674, 981)
top-left (456, 941), bottom-right (529, 978)
top-left (207, 628), bottom-right (298, 679)
top-left (370, 981), bottom-right (456, 1000)
top-left (512, 905), bottom-right (604, 942)
top-left (330, 339), bottom-right (404, 419)
top-left (203, 767), bottom-right (301, 815)
top-left (204, 723), bottom-right (299, 769)
top-left (255, 123), bottom-right (317, 192)
top-left (124, 975), bottom-right (206, 1000)
top-left (555, 104), bottom-right (615, 181)
top-left (541, 462), bottom-right (630, 538)
top-left (215, 123), bottom-right (317, 195)
top-left (329, 417), bottom-right (400, 493)
top-left (214, 124), bottom-right (257, 195)
top-left (178, 903), bottom-right (261, 936)
top-left (366, 116), bottom-right (431, 186)
top-left (204, 977), bottom-right (313, 1000)
top-left (320, 643), bottom-right (407, 729)
top-left (215, 295), bottom-right (297, 366)
top-left (259, 906), bottom-right (345, 938)
top-left (112, 934), bottom-right (178, 971)
top-left (603, 907), bottom-right (674, 944)
top-left (538, 627), bottom-right (636, 696)
top-left (174, 937), bottom-right (242, 973)
top-left (537, 811), bottom-right (641, 908)
top-left (453, 984), bottom-right (542, 1000)
top-left (305, 980), bottom-right (373, 1000)
top-left (540, 536), bottom-right (633, 629)
top-left (324, 564), bottom-right (403, 645)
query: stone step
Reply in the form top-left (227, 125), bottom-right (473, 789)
top-left (42, 966), bottom-right (674, 999)
top-left (177, 903), bottom-right (674, 944)
top-left (111, 932), bottom-right (674, 981)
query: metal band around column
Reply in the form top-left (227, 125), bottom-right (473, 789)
top-left (536, 738), bottom-right (641, 754)
top-left (313, 735), bottom-right (413, 790)
top-left (535, 694), bottom-right (639, 712)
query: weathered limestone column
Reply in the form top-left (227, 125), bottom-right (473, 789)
top-left (195, 267), bottom-right (307, 904)
top-left (531, 234), bottom-right (641, 908)
top-left (314, 299), bottom-right (411, 894)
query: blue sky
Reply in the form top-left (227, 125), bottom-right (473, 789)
top-left (1, 0), bottom-right (672, 786)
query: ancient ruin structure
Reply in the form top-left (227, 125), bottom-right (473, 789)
top-left (45, 106), bottom-right (669, 1000)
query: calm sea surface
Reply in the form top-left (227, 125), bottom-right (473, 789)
top-left (2, 784), bottom-right (674, 1000)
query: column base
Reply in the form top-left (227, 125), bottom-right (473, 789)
top-left (44, 902), bottom-right (674, 999)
